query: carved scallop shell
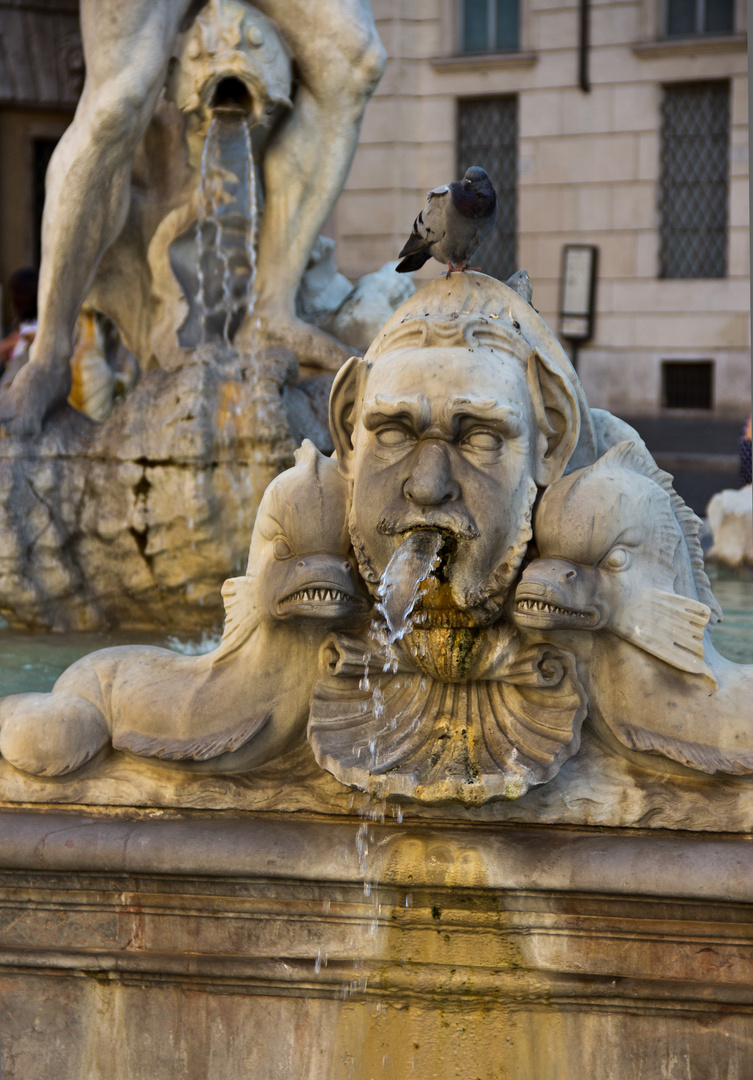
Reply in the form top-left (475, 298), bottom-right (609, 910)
top-left (308, 636), bottom-right (587, 805)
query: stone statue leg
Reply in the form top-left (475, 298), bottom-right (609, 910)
top-left (239, 0), bottom-right (386, 369)
top-left (0, 0), bottom-right (194, 436)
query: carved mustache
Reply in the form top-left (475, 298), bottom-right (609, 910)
top-left (376, 505), bottom-right (480, 540)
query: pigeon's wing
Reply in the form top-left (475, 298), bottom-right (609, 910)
top-left (398, 225), bottom-right (430, 260)
top-left (396, 247), bottom-right (431, 273)
top-left (396, 187), bottom-right (451, 271)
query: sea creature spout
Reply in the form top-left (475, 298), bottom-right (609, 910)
top-left (0, 442), bottom-right (369, 777)
top-left (514, 441), bottom-right (753, 776)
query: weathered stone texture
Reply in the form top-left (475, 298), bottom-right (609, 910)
top-left (0, 811), bottom-right (751, 1080)
top-left (0, 356), bottom-right (299, 632)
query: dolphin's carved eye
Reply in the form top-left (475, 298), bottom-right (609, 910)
top-left (273, 536), bottom-right (295, 560)
top-left (601, 547), bottom-right (630, 571)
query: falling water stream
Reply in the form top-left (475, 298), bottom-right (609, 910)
top-left (196, 109), bottom-right (259, 345)
top-left (173, 108), bottom-right (259, 350)
top-left (340, 530), bottom-right (446, 1003)
top-left (376, 530), bottom-right (443, 644)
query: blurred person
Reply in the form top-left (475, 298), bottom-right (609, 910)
top-left (740, 414), bottom-right (752, 487)
top-left (0, 268), bottom-right (38, 384)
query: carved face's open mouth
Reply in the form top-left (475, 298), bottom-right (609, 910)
top-left (514, 595), bottom-right (600, 629)
top-left (376, 527), bottom-right (475, 639)
top-left (210, 76), bottom-right (254, 113)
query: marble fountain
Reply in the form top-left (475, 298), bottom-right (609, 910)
top-left (1, 3), bottom-right (753, 1079)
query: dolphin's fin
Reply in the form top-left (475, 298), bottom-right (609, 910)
top-left (115, 714), bottom-right (271, 761)
top-left (616, 724), bottom-right (753, 776)
top-left (211, 576), bottom-right (261, 666)
top-left (613, 587), bottom-right (716, 685)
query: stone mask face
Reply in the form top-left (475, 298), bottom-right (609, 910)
top-left (167, 0), bottom-right (293, 126)
top-left (348, 345), bottom-right (539, 617)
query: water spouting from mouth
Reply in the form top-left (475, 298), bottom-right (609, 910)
top-left (194, 110), bottom-right (258, 347)
top-left (376, 529), bottom-right (443, 645)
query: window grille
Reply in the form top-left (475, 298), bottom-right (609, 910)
top-left (33, 138), bottom-right (59, 265)
top-left (456, 96), bottom-right (517, 282)
top-left (461, 0), bottom-right (519, 52)
top-left (658, 81), bottom-right (729, 279)
top-left (665, 0), bottom-right (734, 37)
top-left (662, 360), bottom-right (714, 409)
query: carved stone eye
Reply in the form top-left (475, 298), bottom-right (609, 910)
top-left (602, 547), bottom-right (630, 571)
top-left (273, 536), bottom-right (294, 560)
top-left (461, 428), bottom-right (502, 451)
top-left (375, 426), bottom-right (412, 447)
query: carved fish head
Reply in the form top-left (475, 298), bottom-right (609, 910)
top-left (515, 470), bottom-right (673, 631)
top-left (514, 557), bottom-right (609, 631)
top-left (514, 442), bottom-right (714, 679)
top-left (168, 0), bottom-right (293, 127)
top-left (249, 440), bottom-right (369, 625)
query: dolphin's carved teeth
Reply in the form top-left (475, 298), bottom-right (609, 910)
top-left (516, 598), bottom-right (592, 620)
top-left (285, 588), bottom-right (352, 604)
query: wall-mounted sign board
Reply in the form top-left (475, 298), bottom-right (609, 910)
top-left (560, 244), bottom-right (598, 342)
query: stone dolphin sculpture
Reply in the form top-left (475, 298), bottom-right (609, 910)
top-left (514, 441), bottom-right (753, 775)
top-left (0, 441), bottom-right (368, 777)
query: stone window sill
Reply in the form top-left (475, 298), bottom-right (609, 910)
top-left (632, 34), bottom-right (747, 59)
top-left (430, 51), bottom-right (538, 74)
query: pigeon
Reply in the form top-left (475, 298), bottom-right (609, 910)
top-left (396, 166), bottom-right (498, 276)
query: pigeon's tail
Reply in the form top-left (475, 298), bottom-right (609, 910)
top-left (396, 248), bottom-right (431, 274)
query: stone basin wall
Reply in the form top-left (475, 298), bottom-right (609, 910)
top-left (0, 808), bottom-right (750, 1080)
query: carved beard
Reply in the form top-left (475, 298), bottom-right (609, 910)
top-left (464, 476), bottom-right (538, 622)
top-left (348, 477), bottom-right (538, 625)
top-left (348, 510), bottom-right (382, 593)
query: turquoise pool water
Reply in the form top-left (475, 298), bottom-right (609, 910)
top-left (0, 568), bottom-right (750, 697)
top-left (705, 565), bottom-right (753, 665)
top-left (0, 628), bottom-right (221, 697)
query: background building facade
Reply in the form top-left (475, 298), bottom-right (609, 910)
top-left (0, 0), bottom-right (79, 325)
top-left (332, 0), bottom-right (750, 422)
top-left (0, 0), bottom-right (749, 428)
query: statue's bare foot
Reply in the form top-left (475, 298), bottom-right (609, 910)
top-left (239, 312), bottom-right (353, 372)
top-left (0, 360), bottom-right (71, 437)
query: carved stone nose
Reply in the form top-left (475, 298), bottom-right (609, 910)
top-left (404, 441), bottom-right (459, 506)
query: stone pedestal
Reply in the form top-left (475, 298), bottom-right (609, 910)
top-left (1, 808), bottom-right (750, 1079)
top-left (0, 357), bottom-right (307, 633)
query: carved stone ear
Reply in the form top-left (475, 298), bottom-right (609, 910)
top-left (329, 356), bottom-right (368, 479)
top-left (526, 349), bottom-right (581, 487)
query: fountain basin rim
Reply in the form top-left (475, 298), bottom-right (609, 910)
top-left (1, 810), bottom-right (751, 901)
